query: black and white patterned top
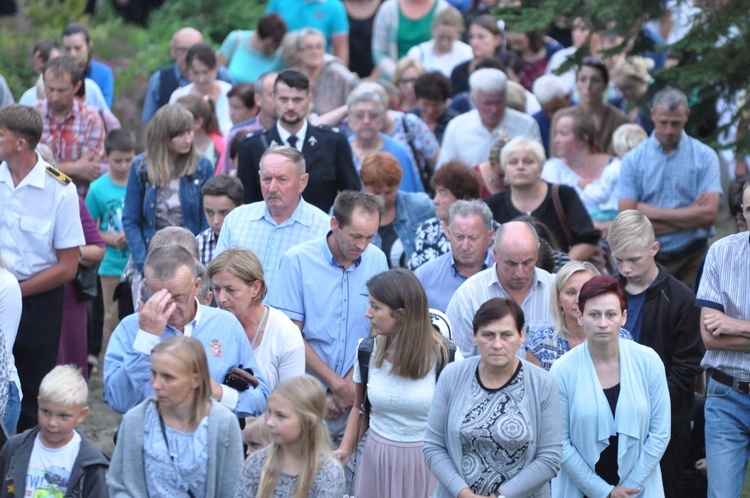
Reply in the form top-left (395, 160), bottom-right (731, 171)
top-left (459, 363), bottom-right (530, 496)
top-left (234, 447), bottom-right (345, 498)
top-left (407, 217), bottom-right (450, 271)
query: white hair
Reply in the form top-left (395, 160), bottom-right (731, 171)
top-left (469, 68), bottom-right (507, 96)
top-left (532, 74), bottom-right (568, 104)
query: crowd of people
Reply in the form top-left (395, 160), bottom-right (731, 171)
top-left (0, 2), bottom-right (747, 497)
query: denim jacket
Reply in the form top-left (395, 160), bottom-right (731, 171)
top-left (373, 190), bottom-right (434, 260)
top-left (123, 153), bottom-right (213, 272)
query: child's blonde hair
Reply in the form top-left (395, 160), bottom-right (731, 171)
top-left (607, 209), bottom-right (656, 254)
top-left (38, 365), bottom-right (88, 407)
top-left (257, 376), bottom-right (333, 498)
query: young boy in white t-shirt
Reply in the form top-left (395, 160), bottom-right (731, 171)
top-left (0, 365), bottom-right (108, 497)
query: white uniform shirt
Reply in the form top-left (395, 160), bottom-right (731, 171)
top-left (0, 155), bottom-right (85, 281)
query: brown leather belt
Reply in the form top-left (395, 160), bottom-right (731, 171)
top-left (710, 369), bottom-right (750, 395)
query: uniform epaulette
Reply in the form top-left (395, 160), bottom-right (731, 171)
top-left (242, 129), bottom-right (268, 142)
top-left (315, 124), bottom-right (340, 133)
top-left (45, 165), bottom-right (72, 185)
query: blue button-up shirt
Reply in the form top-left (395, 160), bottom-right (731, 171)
top-left (618, 132), bottom-right (722, 253)
top-left (104, 303), bottom-right (269, 417)
top-left (267, 235), bottom-right (388, 385)
top-left (414, 250), bottom-right (494, 312)
top-left (215, 197), bottom-right (332, 293)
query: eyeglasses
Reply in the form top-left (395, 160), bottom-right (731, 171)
top-left (300, 43), bottom-right (325, 52)
top-left (398, 78), bottom-right (418, 85)
top-left (351, 110), bottom-right (382, 121)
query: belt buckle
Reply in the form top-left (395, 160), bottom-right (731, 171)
top-left (736, 378), bottom-right (750, 395)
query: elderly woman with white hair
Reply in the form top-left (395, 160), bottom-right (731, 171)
top-left (346, 85), bottom-right (423, 192)
top-left (285, 27), bottom-right (360, 116)
top-left (484, 136), bottom-right (601, 261)
top-left (527, 261), bottom-right (633, 371)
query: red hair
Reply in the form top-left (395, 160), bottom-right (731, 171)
top-left (578, 276), bottom-right (626, 313)
top-left (360, 152), bottom-right (402, 189)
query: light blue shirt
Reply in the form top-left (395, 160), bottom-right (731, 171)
top-left (414, 251), bottom-right (493, 312)
top-left (618, 132), bottom-right (722, 253)
top-left (103, 303), bottom-right (269, 417)
top-left (215, 197), bottom-right (331, 293)
top-left (265, 0), bottom-right (349, 51)
top-left (267, 235), bottom-right (388, 385)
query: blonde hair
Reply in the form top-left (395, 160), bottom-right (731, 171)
top-left (488, 137), bottom-right (508, 166)
top-left (607, 209), bottom-right (656, 254)
top-left (144, 104), bottom-right (198, 187)
top-left (257, 376), bottom-right (334, 498)
top-left (206, 247), bottom-right (268, 305)
top-left (612, 56), bottom-right (654, 84)
top-left (505, 80), bottom-right (527, 112)
top-left (392, 57), bottom-right (424, 86)
top-left (367, 269), bottom-right (450, 379)
top-left (550, 261), bottom-right (599, 340)
top-left (39, 365), bottom-right (88, 407)
top-left (151, 336), bottom-right (212, 427)
top-left (612, 123), bottom-right (648, 158)
top-left (432, 6), bottom-right (464, 34)
top-left (500, 136), bottom-right (546, 169)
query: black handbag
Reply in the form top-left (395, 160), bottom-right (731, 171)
top-left (74, 263), bottom-right (99, 301)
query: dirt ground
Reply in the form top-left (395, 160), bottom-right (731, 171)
top-left (80, 366), bottom-right (121, 457)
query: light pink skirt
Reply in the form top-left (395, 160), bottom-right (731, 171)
top-left (354, 430), bottom-right (437, 498)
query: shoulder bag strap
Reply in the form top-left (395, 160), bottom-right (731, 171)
top-left (551, 184), bottom-right (574, 248)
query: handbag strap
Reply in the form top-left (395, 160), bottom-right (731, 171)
top-left (550, 184), bottom-right (573, 248)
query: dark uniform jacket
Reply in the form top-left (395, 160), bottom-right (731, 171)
top-left (237, 121), bottom-right (361, 212)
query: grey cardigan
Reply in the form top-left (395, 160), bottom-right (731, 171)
top-left (424, 357), bottom-right (562, 498)
top-left (107, 398), bottom-right (244, 498)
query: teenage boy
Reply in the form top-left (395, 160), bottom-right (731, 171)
top-left (196, 174), bottom-right (244, 266)
top-left (85, 129), bottom-right (136, 367)
top-left (608, 209), bottom-right (704, 498)
top-left (0, 365), bottom-right (108, 497)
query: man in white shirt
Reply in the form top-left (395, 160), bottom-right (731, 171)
top-left (446, 220), bottom-right (554, 356)
top-left (438, 68), bottom-right (542, 167)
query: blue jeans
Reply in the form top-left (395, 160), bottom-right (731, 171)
top-left (3, 382), bottom-right (20, 435)
top-left (705, 377), bottom-right (750, 497)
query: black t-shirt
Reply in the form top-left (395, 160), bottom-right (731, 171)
top-left (348, 14), bottom-right (376, 78)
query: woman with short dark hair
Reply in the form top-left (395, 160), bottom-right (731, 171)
top-left (425, 297), bottom-right (562, 498)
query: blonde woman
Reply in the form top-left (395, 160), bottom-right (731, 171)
top-left (235, 376), bottom-right (345, 498)
top-left (335, 269), bottom-right (453, 497)
top-left (207, 248), bottom-right (305, 392)
top-left (527, 261), bottom-right (633, 371)
top-left (109, 335), bottom-right (244, 497)
top-left (123, 104), bottom-right (214, 272)
top-left (612, 56), bottom-right (655, 134)
top-left (392, 57), bottom-right (424, 111)
top-left (406, 6), bottom-right (473, 77)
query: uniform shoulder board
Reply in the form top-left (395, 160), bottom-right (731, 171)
top-left (242, 128), bottom-right (269, 141)
top-left (316, 124), bottom-right (340, 133)
top-left (45, 165), bottom-right (72, 185)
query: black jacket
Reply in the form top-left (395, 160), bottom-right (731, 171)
top-left (0, 427), bottom-right (109, 498)
top-left (621, 264), bottom-right (705, 442)
top-left (236, 122), bottom-right (361, 213)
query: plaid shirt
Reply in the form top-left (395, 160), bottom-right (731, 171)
top-left (36, 99), bottom-right (105, 165)
top-left (196, 227), bottom-right (219, 266)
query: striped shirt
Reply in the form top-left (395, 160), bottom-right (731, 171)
top-left (446, 265), bottom-right (556, 357)
top-left (618, 132), bottom-right (722, 253)
top-left (696, 232), bottom-right (750, 380)
top-left (215, 197), bottom-right (331, 293)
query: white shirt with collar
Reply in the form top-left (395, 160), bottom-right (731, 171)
top-left (446, 264), bottom-right (556, 357)
top-left (276, 120), bottom-right (308, 152)
top-left (0, 154), bottom-right (84, 281)
top-left (437, 107), bottom-right (542, 168)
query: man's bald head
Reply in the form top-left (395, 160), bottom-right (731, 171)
top-left (171, 28), bottom-right (203, 74)
top-left (493, 221), bottom-right (540, 292)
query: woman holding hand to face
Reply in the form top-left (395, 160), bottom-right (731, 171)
top-left (425, 297), bottom-right (562, 498)
top-left (550, 277), bottom-right (670, 498)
